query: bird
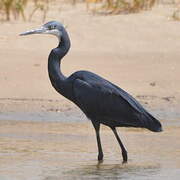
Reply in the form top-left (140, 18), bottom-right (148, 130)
top-left (20, 21), bottom-right (162, 163)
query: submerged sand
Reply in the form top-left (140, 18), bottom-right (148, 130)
top-left (0, 120), bottom-right (180, 180)
top-left (0, 1), bottom-right (180, 180)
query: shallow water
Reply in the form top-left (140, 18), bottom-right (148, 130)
top-left (66, 163), bottom-right (179, 180)
top-left (0, 110), bottom-right (180, 180)
top-left (0, 151), bottom-right (180, 180)
top-left (0, 107), bottom-right (180, 125)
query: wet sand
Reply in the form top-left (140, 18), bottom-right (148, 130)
top-left (0, 119), bottom-right (180, 180)
top-left (0, 1), bottom-right (180, 179)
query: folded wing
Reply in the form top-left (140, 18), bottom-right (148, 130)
top-left (72, 73), bottom-right (162, 132)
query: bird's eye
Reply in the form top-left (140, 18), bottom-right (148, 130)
top-left (48, 25), bottom-right (56, 30)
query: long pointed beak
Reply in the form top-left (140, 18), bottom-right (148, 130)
top-left (19, 26), bottom-right (46, 36)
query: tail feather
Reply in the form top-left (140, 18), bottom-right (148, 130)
top-left (140, 112), bottom-right (163, 132)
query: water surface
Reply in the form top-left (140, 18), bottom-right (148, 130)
top-left (0, 110), bottom-right (179, 180)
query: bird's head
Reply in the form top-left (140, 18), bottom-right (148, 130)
top-left (20, 21), bottom-right (64, 40)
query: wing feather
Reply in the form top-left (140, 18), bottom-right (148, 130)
top-left (73, 78), bottom-right (144, 126)
top-left (70, 71), bottom-right (162, 131)
top-left (73, 78), bottom-right (145, 114)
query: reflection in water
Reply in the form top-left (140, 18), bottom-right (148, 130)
top-left (65, 162), bottom-right (161, 180)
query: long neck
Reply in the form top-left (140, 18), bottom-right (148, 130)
top-left (48, 28), bottom-right (71, 99)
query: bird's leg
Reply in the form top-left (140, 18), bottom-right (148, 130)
top-left (92, 122), bottom-right (104, 162)
top-left (111, 127), bottom-right (128, 163)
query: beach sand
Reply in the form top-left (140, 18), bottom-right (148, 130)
top-left (0, 1), bottom-right (180, 179)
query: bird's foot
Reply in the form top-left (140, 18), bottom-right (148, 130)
top-left (98, 159), bottom-right (104, 164)
top-left (122, 151), bottom-right (128, 164)
top-left (122, 160), bottom-right (128, 164)
top-left (98, 154), bottom-right (103, 162)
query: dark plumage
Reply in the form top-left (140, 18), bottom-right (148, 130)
top-left (20, 21), bottom-right (162, 163)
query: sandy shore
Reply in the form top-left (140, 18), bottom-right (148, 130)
top-left (0, 1), bottom-right (180, 179)
top-left (0, 3), bottom-right (180, 113)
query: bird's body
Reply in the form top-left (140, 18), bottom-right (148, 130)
top-left (61, 69), bottom-right (161, 131)
top-left (20, 21), bottom-right (162, 163)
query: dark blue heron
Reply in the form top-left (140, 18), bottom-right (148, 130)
top-left (20, 21), bottom-right (162, 163)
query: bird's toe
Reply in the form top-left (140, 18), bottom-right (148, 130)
top-left (98, 154), bottom-right (103, 161)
